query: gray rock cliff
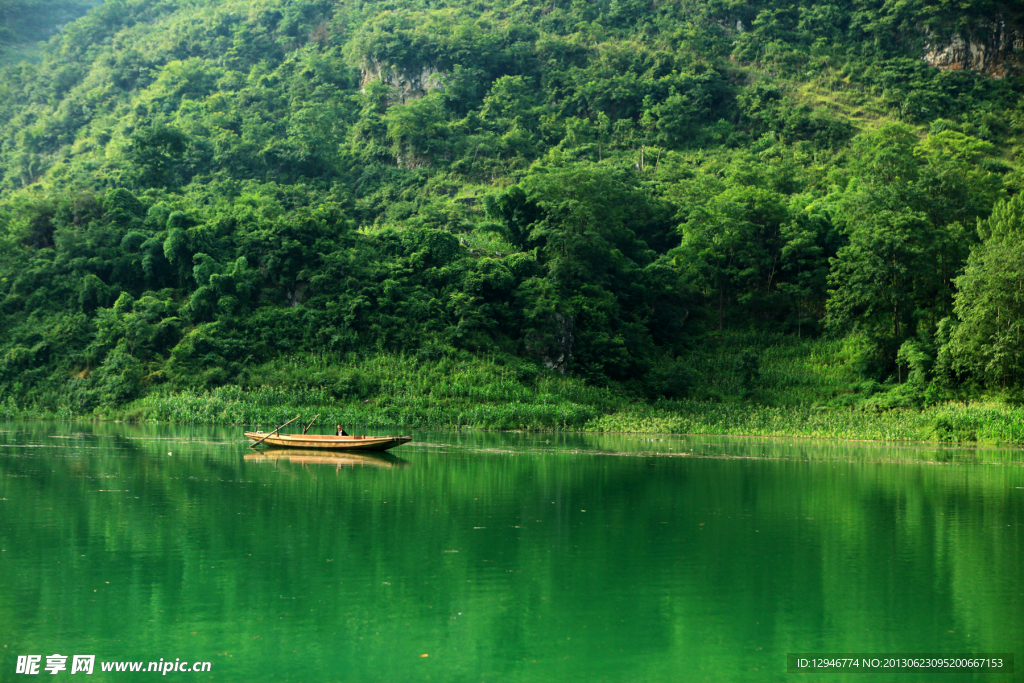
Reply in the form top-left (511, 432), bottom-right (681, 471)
top-left (360, 60), bottom-right (445, 104)
top-left (923, 19), bottom-right (1023, 78)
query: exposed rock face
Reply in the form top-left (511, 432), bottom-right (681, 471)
top-left (526, 313), bottom-right (575, 374)
top-left (360, 60), bottom-right (445, 104)
top-left (923, 19), bottom-right (1023, 78)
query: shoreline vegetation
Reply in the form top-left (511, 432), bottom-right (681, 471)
top-left (4, 389), bottom-right (1023, 447)
top-left (4, 335), bottom-right (1023, 447)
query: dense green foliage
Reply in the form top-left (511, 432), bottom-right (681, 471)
top-left (1, 0), bottom-right (1023, 434)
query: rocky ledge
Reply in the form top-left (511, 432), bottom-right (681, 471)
top-left (923, 19), bottom-right (1023, 78)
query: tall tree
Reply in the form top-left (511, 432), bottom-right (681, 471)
top-left (946, 194), bottom-right (1024, 388)
top-left (825, 209), bottom-right (934, 379)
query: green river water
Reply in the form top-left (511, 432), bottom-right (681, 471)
top-left (0, 421), bottom-right (1022, 682)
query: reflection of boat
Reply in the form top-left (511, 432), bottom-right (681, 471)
top-left (244, 432), bottom-right (412, 451)
top-left (245, 449), bottom-right (410, 468)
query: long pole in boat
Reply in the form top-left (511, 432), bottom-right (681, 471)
top-left (250, 415), bottom-right (301, 448)
top-left (302, 413), bottom-right (320, 434)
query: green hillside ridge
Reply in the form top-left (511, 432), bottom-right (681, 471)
top-left (0, 0), bottom-right (99, 63)
top-left (1, 0), bottom-right (1024, 442)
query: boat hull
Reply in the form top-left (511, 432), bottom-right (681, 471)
top-left (244, 432), bottom-right (412, 452)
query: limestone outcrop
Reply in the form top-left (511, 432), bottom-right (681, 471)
top-left (360, 60), bottom-right (445, 104)
top-left (923, 19), bottom-right (1023, 78)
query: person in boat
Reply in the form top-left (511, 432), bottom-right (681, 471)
top-left (336, 424), bottom-right (349, 436)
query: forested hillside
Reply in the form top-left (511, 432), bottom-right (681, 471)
top-left (1, 0), bottom-right (1024, 428)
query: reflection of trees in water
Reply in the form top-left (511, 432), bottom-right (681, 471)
top-left (0, 425), bottom-right (1021, 676)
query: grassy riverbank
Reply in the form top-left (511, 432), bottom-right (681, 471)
top-left (2, 334), bottom-right (1022, 446)
top-left (98, 391), bottom-right (1024, 445)
top-left (112, 391), bottom-right (1024, 445)
top-left (583, 401), bottom-right (1024, 444)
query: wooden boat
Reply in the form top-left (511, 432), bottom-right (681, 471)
top-left (244, 431), bottom-right (412, 452)
top-left (245, 449), bottom-right (409, 468)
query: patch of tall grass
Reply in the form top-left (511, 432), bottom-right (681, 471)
top-left (112, 353), bottom-right (610, 431)
top-left (584, 400), bottom-right (1024, 445)
top-left (119, 384), bottom-right (597, 431)
top-left (0, 394), bottom-right (77, 420)
top-left (681, 332), bottom-right (860, 405)
top-left (15, 341), bottom-right (1024, 446)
